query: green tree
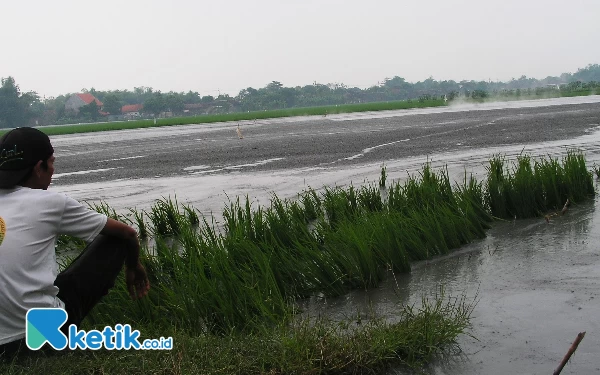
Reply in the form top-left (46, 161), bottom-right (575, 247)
top-left (78, 101), bottom-right (100, 121)
top-left (572, 64), bottom-right (600, 82)
top-left (201, 95), bottom-right (214, 103)
top-left (0, 77), bottom-right (39, 128)
top-left (183, 90), bottom-right (201, 103)
top-left (103, 94), bottom-right (122, 115)
top-left (143, 93), bottom-right (166, 116)
top-left (266, 81), bottom-right (283, 91)
top-left (165, 93), bottom-right (184, 114)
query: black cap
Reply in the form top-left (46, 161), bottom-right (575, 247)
top-left (0, 127), bottom-right (54, 189)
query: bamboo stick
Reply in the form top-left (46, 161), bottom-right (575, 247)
top-left (553, 331), bottom-right (586, 375)
top-left (560, 199), bottom-right (570, 215)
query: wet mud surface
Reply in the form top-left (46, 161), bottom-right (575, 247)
top-left (51, 96), bottom-right (600, 218)
top-left (50, 96), bottom-right (600, 187)
top-left (50, 96), bottom-right (600, 374)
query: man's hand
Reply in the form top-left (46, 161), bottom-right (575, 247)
top-left (125, 262), bottom-right (150, 300)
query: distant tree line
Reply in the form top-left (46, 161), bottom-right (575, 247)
top-left (1, 64), bottom-right (600, 128)
top-left (0, 77), bottom-right (44, 128)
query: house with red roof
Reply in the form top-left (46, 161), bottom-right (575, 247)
top-left (64, 93), bottom-right (105, 115)
top-left (121, 103), bottom-right (143, 119)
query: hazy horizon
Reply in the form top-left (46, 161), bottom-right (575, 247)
top-left (2, 0), bottom-right (599, 99)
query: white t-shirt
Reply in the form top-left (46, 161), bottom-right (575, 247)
top-left (0, 186), bottom-right (108, 345)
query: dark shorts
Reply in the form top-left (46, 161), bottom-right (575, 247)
top-left (0, 234), bottom-right (128, 360)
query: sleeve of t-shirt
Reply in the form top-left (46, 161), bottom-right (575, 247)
top-left (57, 196), bottom-right (108, 243)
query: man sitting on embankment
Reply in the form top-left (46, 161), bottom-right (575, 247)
top-left (0, 127), bottom-right (150, 359)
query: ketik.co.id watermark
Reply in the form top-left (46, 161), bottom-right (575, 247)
top-left (26, 308), bottom-right (173, 350)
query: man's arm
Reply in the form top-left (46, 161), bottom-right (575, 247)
top-left (100, 218), bottom-right (140, 268)
top-left (99, 218), bottom-right (150, 300)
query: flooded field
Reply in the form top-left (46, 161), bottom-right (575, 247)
top-left (51, 95), bottom-right (600, 217)
top-left (298, 196), bottom-right (600, 375)
top-left (51, 96), bottom-right (600, 374)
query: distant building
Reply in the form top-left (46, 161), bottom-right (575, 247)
top-left (122, 104), bottom-right (143, 119)
top-left (64, 93), bottom-right (104, 114)
top-left (183, 103), bottom-right (205, 115)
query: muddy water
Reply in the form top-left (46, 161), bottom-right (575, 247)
top-left (297, 192), bottom-right (600, 375)
top-left (50, 96), bottom-right (600, 374)
top-left (427, 198), bottom-right (600, 375)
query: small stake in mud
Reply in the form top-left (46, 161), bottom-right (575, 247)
top-left (545, 199), bottom-right (570, 223)
top-left (560, 199), bottom-right (570, 215)
top-left (553, 331), bottom-right (586, 375)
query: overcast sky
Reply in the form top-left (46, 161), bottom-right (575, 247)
top-left (1, 0), bottom-right (599, 99)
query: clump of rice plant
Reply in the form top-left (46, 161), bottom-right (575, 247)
top-left (533, 155), bottom-right (566, 210)
top-left (182, 203), bottom-right (200, 227)
top-left (379, 164), bottom-right (387, 188)
top-left (508, 154), bottom-right (544, 218)
top-left (299, 187), bottom-right (322, 222)
top-left (357, 183), bottom-right (384, 212)
top-left (455, 171), bottom-right (493, 231)
top-left (322, 185), bottom-right (359, 229)
top-left (562, 150), bottom-right (595, 201)
top-left (87, 200), bottom-right (129, 223)
top-left (128, 208), bottom-right (148, 239)
top-left (485, 150), bottom-right (594, 219)
top-left (148, 196), bottom-right (185, 237)
top-left (484, 154), bottom-right (509, 218)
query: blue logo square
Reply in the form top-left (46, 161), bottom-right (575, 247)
top-left (26, 308), bottom-right (68, 350)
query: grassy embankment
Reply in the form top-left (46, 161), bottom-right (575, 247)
top-left (1, 150), bottom-right (595, 374)
top-left (0, 99), bottom-right (446, 137)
